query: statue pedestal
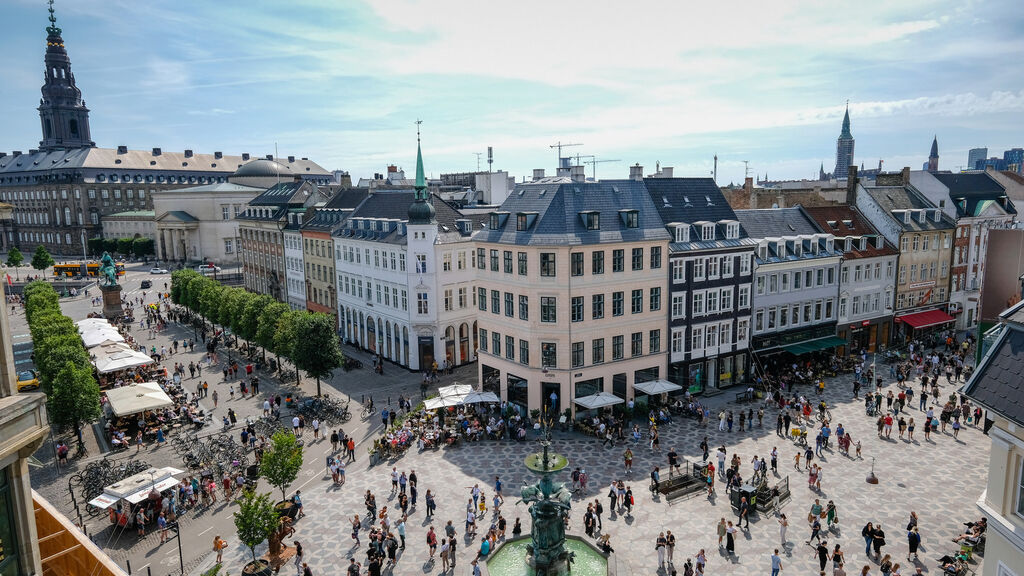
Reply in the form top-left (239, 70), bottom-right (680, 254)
top-left (100, 284), bottom-right (124, 320)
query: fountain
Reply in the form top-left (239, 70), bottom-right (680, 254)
top-left (485, 412), bottom-right (611, 575)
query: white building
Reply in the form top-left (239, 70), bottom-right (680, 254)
top-left (101, 210), bottom-right (155, 241)
top-left (334, 144), bottom-right (481, 371)
top-left (283, 217), bottom-right (306, 310)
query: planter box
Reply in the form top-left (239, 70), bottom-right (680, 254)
top-left (242, 559), bottom-right (271, 576)
top-left (275, 501), bottom-right (298, 520)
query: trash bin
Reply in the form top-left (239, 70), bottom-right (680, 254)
top-left (731, 484), bottom-right (757, 509)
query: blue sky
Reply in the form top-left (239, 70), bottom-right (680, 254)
top-left (2, 0), bottom-right (1023, 186)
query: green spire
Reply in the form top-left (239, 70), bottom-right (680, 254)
top-left (46, 0), bottom-right (61, 35)
top-left (415, 119), bottom-right (425, 196)
top-left (840, 102), bottom-right (852, 139)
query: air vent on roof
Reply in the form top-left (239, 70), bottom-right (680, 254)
top-left (29, 149), bottom-right (38, 155)
top-left (843, 219), bottom-right (853, 228)
top-left (242, 153), bottom-right (250, 161)
top-left (539, 189), bottom-right (546, 196)
top-left (184, 149), bottom-right (193, 158)
top-left (152, 147), bottom-right (161, 156)
top-left (788, 224), bottom-right (796, 231)
top-left (288, 156), bottom-right (295, 163)
top-left (213, 151), bottom-right (222, 159)
top-left (265, 154), bottom-right (273, 160)
top-left (150, 160), bottom-right (156, 166)
top-left (114, 159), bottom-right (121, 164)
top-left (706, 195), bottom-right (714, 206)
top-left (662, 196), bottom-right (672, 207)
top-left (827, 220), bottom-right (838, 230)
top-left (182, 162), bottom-right (188, 167)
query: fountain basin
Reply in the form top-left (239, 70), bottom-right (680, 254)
top-left (485, 535), bottom-right (612, 576)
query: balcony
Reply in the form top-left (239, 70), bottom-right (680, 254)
top-left (34, 491), bottom-right (128, 576)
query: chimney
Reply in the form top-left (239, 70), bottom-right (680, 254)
top-left (12, 151), bottom-right (22, 156)
top-left (901, 167), bottom-right (910, 185)
top-left (0, 153), bottom-right (6, 159)
top-left (184, 149), bottom-right (193, 158)
top-left (214, 151), bottom-right (222, 159)
top-left (743, 177), bottom-right (753, 193)
top-left (151, 147), bottom-right (161, 156)
top-left (570, 165), bottom-right (586, 183)
top-left (629, 164), bottom-right (644, 181)
top-left (265, 154), bottom-right (273, 160)
top-left (288, 155), bottom-right (295, 163)
top-left (117, 145), bottom-right (128, 154)
top-left (242, 153), bottom-right (250, 161)
top-left (661, 167), bottom-right (674, 178)
top-left (846, 165), bottom-right (858, 205)
top-left (532, 168), bottom-right (545, 181)
top-left (556, 166), bottom-right (571, 178)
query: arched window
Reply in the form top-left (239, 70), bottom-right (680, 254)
top-left (69, 119), bottom-right (79, 137)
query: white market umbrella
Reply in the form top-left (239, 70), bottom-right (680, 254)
top-left (104, 382), bottom-right (173, 416)
top-left (633, 379), bottom-right (683, 396)
top-left (459, 391), bottom-right (500, 404)
top-left (91, 342), bottom-right (153, 374)
top-left (573, 392), bottom-right (625, 410)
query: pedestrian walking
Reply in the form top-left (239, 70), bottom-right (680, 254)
top-left (779, 514), bottom-right (789, 544)
top-left (770, 549), bottom-right (783, 576)
top-left (725, 521), bottom-right (737, 555)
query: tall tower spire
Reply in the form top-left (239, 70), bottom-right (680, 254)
top-left (408, 120), bottom-right (436, 225)
top-left (38, 0), bottom-right (94, 152)
top-left (833, 101), bottom-right (855, 179)
top-left (928, 135), bottom-right (939, 172)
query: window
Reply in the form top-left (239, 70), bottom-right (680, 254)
top-left (650, 287), bottom-right (661, 311)
top-left (592, 251), bottom-right (604, 274)
top-left (707, 257), bottom-right (719, 279)
top-left (816, 268), bottom-right (824, 286)
top-left (506, 335), bottom-right (515, 360)
top-left (702, 224), bottom-right (714, 241)
top-left (706, 325), bottom-right (718, 348)
top-left (651, 246), bottom-right (662, 269)
top-left (490, 249), bottom-right (499, 271)
top-left (841, 266), bottom-right (849, 284)
top-left (693, 258), bottom-right (706, 280)
top-left (491, 290), bottom-right (500, 314)
top-left (631, 332), bottom-right (642, 356)
top-left (910, 264), bottom-right (918, 282)
top-left (612, 291), bottom-right (624, 316)
top-left (898, 265), bottom-right (906, 284)
top-left (691, 327), bottom-right (704, 351)
top-left (740, 255), bottom-right (751, 275)
top-left (479, 329), bottom-right (488, 352)
top-left (224, 238), bottom-right (234, 254)
top-left (518, 252), bottom-right (527, 275)
top-left (767, 307), bottom-right (777, 329)
top-left (540, 253), bottom-right (556, 276)
top-left (814, 300), bottom-right (823, 321)
top-left (592, 294), bottom-right (605, 319)
top-left (541, 343), bottom-right (557, 368)
top-left (519, 295), bottom-right (529, 320)
top-left (827, 267), bottom-right (835, 285)
top-left (516, 214), bottom-right (527, 231)
top-left (492, 332), bottom-right (501, 355)
top-left (572, 342), bottom-right (584, 368)
top-left (912, 236), bottom-right (920, 251)
top-left (417, 292), bottom-right (429, 314)
top-left (672, 330), bottom-right (684, 353)
top-left (780, 272), bottom-right (790, 292)
top-left (854, 265), bottom-right (862, 282)
top-left (672, 260), bottom-right (685, 283)
top-left (592, 339), bottom-right (605, 364)
top-left (737, 319), bottom-right (749, 344)
top-left (571, 252), bottom-right (584, 276)
top-left (503, 251), bottom-right (512, 274)
top-left (649, 329), bottom-right (661, 354)
top-left (458, 251), bottom-right (466, 270)
top-left (720, 322), bottom-right (731, 345)
top-left (693, 292), bottom-right (705, 315)
top-left (722, 255), bottom-right (733, 277)
top-left (612, 335), bottom-right (624, 360)
top-left (478, 287), bottom-right (487, 311)
top-left (572, 296), bottom-right (584, 322)
top-left (769, 274), bottom-right (778, 293)
top-left (504, 292), bottom-right (514, 317)
top-left (582, 212), bottom-right (600, 230)
top-left (720, 287), bottom-right (733, 311)
top-left (477, 248), bottom-right (486, 269)
top-left (520, 340), bottom-right (530, 365)
top-left (612, 249), bottom-right (624, 272)
top-left (631, 248), bottom-right (644, 270)
top-left (671, 294), bottom-right (686, 319)
top-left (707, 290), bottom-right (719, 313)
top-left (541, 297), bottom-right (557, 322)
top-left (222, 205), bottom-right (230, 220)
top-left (922, 235), bottom-right (930, 251)
top-left (623, 211), bottom-right (638, 228)
top-left (416, 254), bottom-right (427, 273)
top-left (675, 225), bottom-right (690, 243)
top-left (803, 303), bottom-right (812, 323)
top-left (631, 289), bottom-right (643, 314)
top-left (458, 288), bottom-right (467, 308)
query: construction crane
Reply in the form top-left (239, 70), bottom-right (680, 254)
top-left (549, 141), bottom-right (582, 168)
top-left (583, 158), bottom-right (621, 180)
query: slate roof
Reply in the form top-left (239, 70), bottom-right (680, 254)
top-left (324, 188), bottom-right (371, 210)
top-left (301, 208), bottom-right (350, 232)
top-left (640, 177), bottom-right (755, 252)
top-left (247, 181), bottom-right (310, 206)
top-left (333, 191), bottom-right (483, 245)
top-left (929, 172), bottom-right (1015, 217)
top-left (863, 185), bottom-right (955, 231)
top-left (802, 205), bottom-right (898, 259)
top-left (963, 318), bottom-right (1024, 425)
top-left (474, 180), bottom-right (671, 246)
top-left (733, 207), bottom-right (820, 238)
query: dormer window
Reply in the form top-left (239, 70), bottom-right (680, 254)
top-left (842, 219), bottom-right (854, 229)
top-left (827, 220), bottom-right (839, 230)
top-left (902, 211), bottom-right (910, 224)
top-left (675, 225), bottom-right (690, 243)
top-left (875, 235), bottom-right (884, 249)
top-left (859, 237), bottom-right (868, 251)
top-left (702, 224), bottom-right (714, 241)
top-left (777, 241), bottom-right (786, 258)
top-left (793, 240), bottom-right (802, 257)
top-left (619, 209), bottom-right (639, 228)
top-left (825, 238), bottom-right (834, 252)
top-left (516, 212), bottom-right (537, 231)
top-left (757, 243), bottom-right (768, 260)
top-left (516, 214), bottom-right (527, 231)
top-left (844, 237), bottom-right (852, 252)
top-left (723, 221), bottom-right (739, 239)
top-left (580, 211), bottom-right (600, 230)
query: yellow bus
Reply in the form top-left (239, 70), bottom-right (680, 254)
top-left (52, 261), bottom-right (126, 278)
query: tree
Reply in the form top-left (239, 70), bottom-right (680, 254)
top-left (259, 430), bottom-right (303, 502)
top-left (273, 311), bottom-right (300, 384)
top-left (87, 237), bottom-right (105, 258)
top-left (5, 247), bottom-right (23, 280)
top-left (256, 301), bottom-right (289, 364)
top-left (30, 245), bottom-right (54, 272)
top-left (37, 344), bottom-right (90, 390)
top-left (102, 238), bottom-right (118, 254)
top-left (292, 312), bottom-right (343, 397)
top-left (239, 294), bottom-right (273, 343)
top-left (116, 237), bottom-right (133, 256)
top-left (217, 287), bottom-right (244, 330)
top-left (132, 237), bottom-right (154, 258)
top-left (198, 282), bottom-right (225, 322)
top-left (48, 361), bottom-right (102, 451)
top-left (233, 490), bottom-right (279, 565)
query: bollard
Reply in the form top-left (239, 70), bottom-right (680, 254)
top-left (126, 559), bottom-right (132, 574)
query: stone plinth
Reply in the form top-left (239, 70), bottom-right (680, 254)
top-left (100, 284), bottom-right (124, 320)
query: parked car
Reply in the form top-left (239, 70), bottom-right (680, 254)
top-left (140, 280), bottom-right (152, 289)
top-left (149, 267), bottom-right (169, 274)
top-left (196, 264), bottom-right (221, 275)
top-left (17, 369), bottom-right (39, 392)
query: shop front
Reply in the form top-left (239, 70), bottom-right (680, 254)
top-left (836, 316), bottom-right (892, 356)
top-left (668, 351), bottom-right (749, 396)
top-left (893, 308), bottom-right (956, 343)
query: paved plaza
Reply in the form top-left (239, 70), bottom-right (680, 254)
top-left (23, 266), bottom-right (990, 576)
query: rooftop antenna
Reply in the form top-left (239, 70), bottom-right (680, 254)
top-left (713, 154), bottom-right (718, 183)
top-left (275, 142), bottom-right (280, 185)
top-left (474, 152), bottom-right (483, 172)
top-left (549, 141), bottom-right (582, 169)
top-left (487, 146), bottom-right (493, 173)
top-left (743, 160), bottom-right (751, 179)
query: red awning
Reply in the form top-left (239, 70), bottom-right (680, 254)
top-left (895, 309), bottom-right (955, 329)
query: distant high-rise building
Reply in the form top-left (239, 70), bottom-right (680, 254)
top-left (927, 136), bottom-right (939, 172)
top-left (968, 147), bottom-right (988, 170)
top-left (833, 104), bottom-right (855, 179)
top-left (1003, 148), bottom-right (1024, 174)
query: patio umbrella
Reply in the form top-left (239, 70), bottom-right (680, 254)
top-left (573, 392), bottom-right (625, 410)
top-left (632, 379), bottom-right (683, 396)
top-left (459, 391), bottom-right (500, 404)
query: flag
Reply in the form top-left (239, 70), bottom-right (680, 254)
top-left (917, 288), bottom-right (933, 306)
top-left (5, 274), bottom-right (10, 286)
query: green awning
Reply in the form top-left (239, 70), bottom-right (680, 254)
top-left (783, 335), bottom-right (846, 355)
